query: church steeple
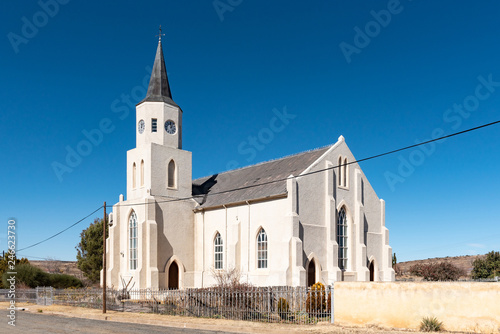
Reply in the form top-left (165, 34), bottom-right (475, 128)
top-left (139, 27), bottom-right (178, 107)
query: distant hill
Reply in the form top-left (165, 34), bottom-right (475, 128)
top-left (30, 260), bottom-right (86, 282)
top-left (396, 254), bottom-right (485, 279)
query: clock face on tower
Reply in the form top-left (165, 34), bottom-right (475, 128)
top-left (138, 119), bottom-right (145, 134)
top-left (165, 120), bottom-right (176, 134)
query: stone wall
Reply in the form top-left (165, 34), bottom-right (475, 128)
top-left (334, 282), bottom-right (500, 333)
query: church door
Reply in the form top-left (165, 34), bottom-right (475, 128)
top-left (307, 260), bottom-right (316, 287)
top-left (168, 262), bottom-right (179, 289)
top-left (369, 261), bottom-right (375, 281)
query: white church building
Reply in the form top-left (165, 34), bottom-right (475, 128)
top-left (103, 37), bottom-right (395, 290)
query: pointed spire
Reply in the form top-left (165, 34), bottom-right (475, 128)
top-left (139, 27), bottom-right (178, 107)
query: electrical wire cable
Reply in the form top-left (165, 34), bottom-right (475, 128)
top-left (112, 119), bottom-right (500, 207)
top-left (17, 119), bottom-right (500, 252)
top-left (17, 206), bottom-right (103, 252)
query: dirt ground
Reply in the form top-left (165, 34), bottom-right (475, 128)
top-left (0, 302), bottom-right (462, 334)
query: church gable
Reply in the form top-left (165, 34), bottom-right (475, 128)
top-left (192, 145), bottom-right (331, 208)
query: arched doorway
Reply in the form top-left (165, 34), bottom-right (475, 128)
top-left (307, 260), bottom-right (316, 287)
top-left (369, 261), bottom-right (375, 282)
top-left (168, 262), bottom-right (179, 289)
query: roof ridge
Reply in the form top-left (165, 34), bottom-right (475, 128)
top-left (193, 144), bottom-right (333, 182)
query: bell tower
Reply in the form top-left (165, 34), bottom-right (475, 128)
top-left (126, 29), bottom-right (192, 201)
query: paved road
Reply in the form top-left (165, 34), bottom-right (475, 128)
top-left (0, 309), bottom-right (237, 334)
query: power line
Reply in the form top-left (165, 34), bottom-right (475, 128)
top-left (16, 254), bottom-right (65, 261)
top-left (19, 118), bottom-right (500, 251)
top-left (112, 119), bottom-right (500, 208)
top-left (17, 206), bottom-right (103, 252)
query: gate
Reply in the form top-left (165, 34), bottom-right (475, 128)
top-left (36, 286), bottom-right (53, 306)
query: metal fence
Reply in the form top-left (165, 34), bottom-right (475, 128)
top-left (0, 288), bottom-right (37, 303)
top-left (0, 286), bottom-right (333, 325)
top-left (36, 286), bottom-right (53, 305)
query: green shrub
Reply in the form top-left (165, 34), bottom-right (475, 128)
top-left (49, 274), bottom-right (83, 289)
top-left (305, 282), bottom-right (328, 314)
top-left (277, 297), bottom-right (289, 318)
top-left (0, 252), bottom-right (30, 288)
top-left (1, 263), bottom-right (83, 289)
top-left (420, 316), bottom-right (443, 331)
top-left (472, 251), bottom-right (500, 279)
top-left (2, 263), bottom-right (50, 288)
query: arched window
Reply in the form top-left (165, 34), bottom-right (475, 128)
top-left (257, 228), bottom-right (268, 269)
top-left (338, 156), bottom-right (343, 185)
top-left (129, 211), bottom-right (138, 270)
top-left (140, 160), bottom-right (144, 187)
top-left (343, 158), bottom-right (348, 187)
top-left (132, 163), bottom-right (137, 189)
top-left (214, 232), bottom-right (223, 270)
top-left (337, 208), bottom-right (348, 270)
top-left (168, 160), bottom-right (176, 188)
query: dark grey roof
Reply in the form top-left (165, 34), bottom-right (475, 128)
top-left (192, 145), bottom-right (331, 208)
top-left (139, 40), bottom-right (178, 107)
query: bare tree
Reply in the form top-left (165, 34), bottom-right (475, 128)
top-left (210, 267), bottom-right (246, 288)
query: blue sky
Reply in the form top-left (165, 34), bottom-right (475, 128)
top-left (1, 0), bottom-right (499, 262)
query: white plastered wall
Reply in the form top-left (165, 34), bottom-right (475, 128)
top-left (195, 197), bottom-right (291, 287)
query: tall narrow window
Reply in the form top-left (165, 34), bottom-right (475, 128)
top-left (140, 160), bottom-right (144, 187)
top-left (168, 160), bottom-right (176, 188)
top-left (214, 232), bottom-right (223, 270)
top-left (152, 118), bottom-right (157, 132)
top-left (129, 211), bottom-right (138, 270)
top-left (257, 228), bottom-right (268, 269)
top-left (337, 208), bottom-right (348, 270)
top-left (132, 163), bottom-right (137, 189)
top-left (343, 158), bottom-right (348, 187)
top-left (338, 156), bottom-right (343, 185)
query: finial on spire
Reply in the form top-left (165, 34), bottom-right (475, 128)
top-left (157, 25), bottom-right (165, 42)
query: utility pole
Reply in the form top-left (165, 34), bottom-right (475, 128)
top-left (103, 201), bottom-right (107, 314)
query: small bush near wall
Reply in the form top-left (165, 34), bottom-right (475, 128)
top-left (277, 297), bottom-right (289, 319)
top-left (305, 282), bottom-right (331, 316)
top-left (409, 262), bottom-right (464, 281)
top-left (420, 317), bottom-right (444, 331)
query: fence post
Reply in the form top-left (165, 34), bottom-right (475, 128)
top-left (330, 284), bottom-right (334, 324)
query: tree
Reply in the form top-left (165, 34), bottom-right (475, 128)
top-left (76, 217), bottom-right (108, 283)
top-left (472, 251), bottom-right (500, 279)
top-left (0, 252), bottom-right (29, 288)
top-left (392, 252), bottom-right (402, 276)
